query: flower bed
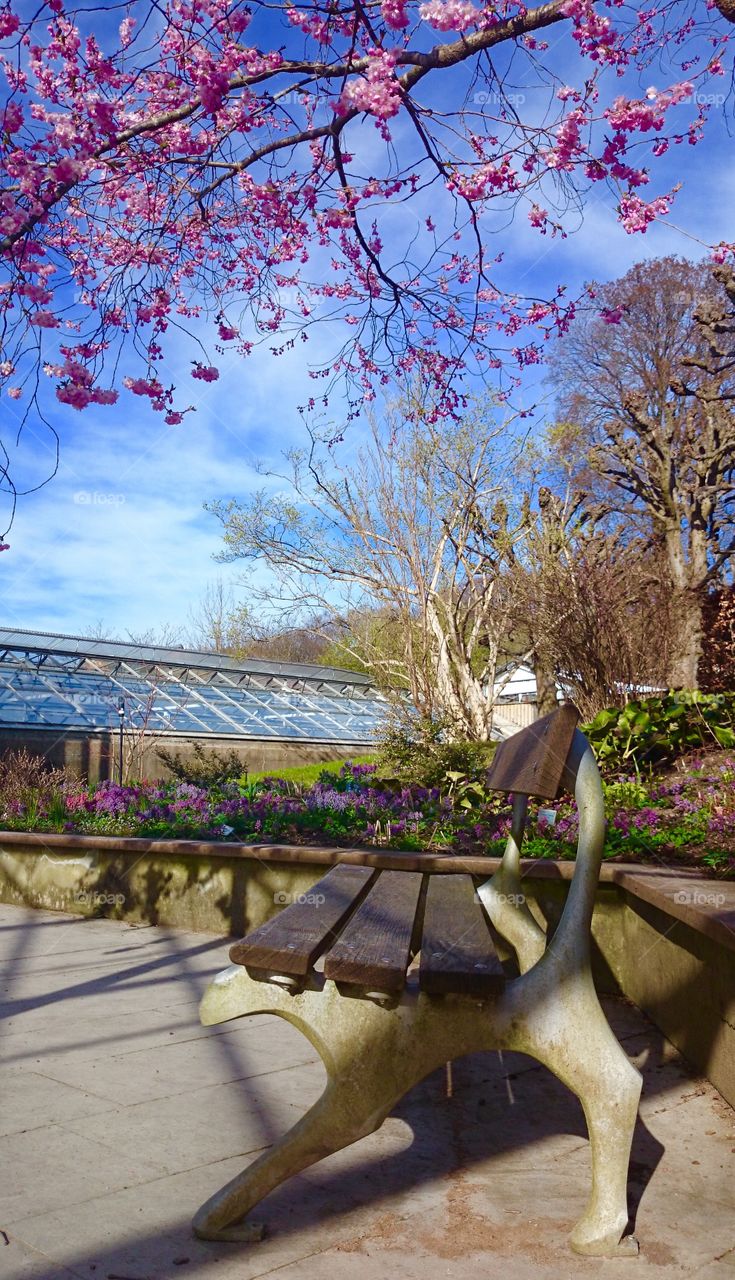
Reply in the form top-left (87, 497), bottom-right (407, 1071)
top-left (1, 756), bottom-right (733, 875)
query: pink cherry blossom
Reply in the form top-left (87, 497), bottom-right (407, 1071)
top-left (338, 50), bottom-right (401, 120)
top-left (191, 363), bottom-right (220, 382)
top-left (29, 310), bottom-right (59, 328)
top-left (419, 0), bottom-right (479, 32)
top-left (619, 192), bottom-right (673, 234)
top-left (0, 11), bottom-right (20, 40)
top-left (382, 0), bottom-right (410, 29)
top-left (0, 0), bottom-right (728, 438)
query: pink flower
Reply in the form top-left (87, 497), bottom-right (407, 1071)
top-left (217, 323), bottom-right (238, 341)
top-left (338, 49), bottom-right (401, 120)
top-left (165, 411), bottom-right (184, 425)
top-left (0, 11), bottom-right (20, 40)
top-left (619, 192), bottom-right (672, 234)
top-left (20, 281), bottom-right (52, 304)
top-left (7, 387), bottom-right (21, 399)
top-left (711, 243), bottom-right (733, 265)
top-left (448, 157), bottom-right (517, 200)
top-left (2, 101), bottom-right (23, 133)
top-left (191, 363), bottom-right (219, 382)
top-left (601, 307), bottom-right (623, 324)
top-left (29, 310), bottom-right (59, 327)
top-left (56, 384), bottom-right (92, 409)
top-left (382, 0), bottom-right (410, 27)
top-left (119, 16), bottom-right (136, 47)
top-left (123, 375), bottom-right (164, 398)
top-left (419, 0), bottom-right (478, 31)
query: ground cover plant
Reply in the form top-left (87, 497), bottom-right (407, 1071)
top-left (0, 744), bottom-right (732, 876)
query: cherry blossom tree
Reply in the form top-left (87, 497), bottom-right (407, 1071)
top-left (0, 0), bottom-right (733, 465)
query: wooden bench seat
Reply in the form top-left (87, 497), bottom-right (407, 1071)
top-left (232, 866), bottom-right (505, 998)
top-left (193, 707), bottom-right (643, 1259)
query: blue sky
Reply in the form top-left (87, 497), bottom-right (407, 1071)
top-left (1, 6), bottom-right (733, 641)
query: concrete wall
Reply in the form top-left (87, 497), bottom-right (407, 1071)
top-left (0, 835), bottom-right (732, 1107)
top-left (0, 726), bottom-right (370, 783)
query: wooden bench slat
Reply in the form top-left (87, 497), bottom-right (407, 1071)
top-left (486, 704), bottom-right (579, 799)
top-left (229, 864), bottom-right (376, 976)
top-left (419, 874), bottom-right (506, 996)
top-left (323, 870), bottom-right (424, 993)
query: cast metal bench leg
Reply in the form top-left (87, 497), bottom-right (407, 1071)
top-left (511, 968), bottom-right (642, 1257)
top-left (193, 968), bottom-right (425, 1242)
top-left (193, 1078), bottom-right (390, 1241)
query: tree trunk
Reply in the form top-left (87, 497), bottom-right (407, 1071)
top-left (668, 589), bottom-right (705, 689)
top-left (663, 519), bottom-right (709, 690)
top-left (534, 652), bottom-right (558, 715)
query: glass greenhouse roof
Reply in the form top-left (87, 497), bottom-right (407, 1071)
top-left (0, 629), bottom-right (388, 744)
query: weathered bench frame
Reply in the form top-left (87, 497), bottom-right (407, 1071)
top-left (193, 709), bottom-right (642, 1256)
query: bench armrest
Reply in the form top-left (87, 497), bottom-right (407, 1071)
top-left (555, 728), bottom-right (607, 954)
top-left (477, 727), bottom-right (605, 971)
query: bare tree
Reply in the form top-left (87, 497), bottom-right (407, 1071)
top-left (186, 580), bottom-right (256, 657)
top-left (208, 406), bottom-right (528, 740)
top-left (549, 257), bottom-right (735, 689)
top-left (513, 487), bottom-right (671, 720)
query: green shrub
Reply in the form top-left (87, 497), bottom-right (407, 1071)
top-left (376, 715), bottom-right (495, 788)
top-left (584, 691), bottom-right (735, 774)
top-left (246, 756), bottom-right (376, 789)
top-left (155, 742), bottom-right (245, 788)
top-left (601, 778), bottom-right (649, 813)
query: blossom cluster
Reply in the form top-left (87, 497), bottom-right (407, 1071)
top-left (0, 0), bottom-right (730, 426)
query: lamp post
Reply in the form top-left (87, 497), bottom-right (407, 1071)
top-left (116, 698), bottom-right (125, 784)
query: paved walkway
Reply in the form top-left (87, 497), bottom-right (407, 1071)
top-left (1, 903), bottom-right (733, 1280)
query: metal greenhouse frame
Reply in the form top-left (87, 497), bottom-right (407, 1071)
top-left (0, 629), bottom-right (388, 745)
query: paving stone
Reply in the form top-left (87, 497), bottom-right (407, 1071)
top-left (0, 1070), bottom-right (111, 1137)
top-left (0, 1123), bottom-right (169, 1225)
top-left (1, 902), bottom-right (733, 1280)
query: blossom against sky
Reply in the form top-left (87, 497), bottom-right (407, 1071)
top-left (0, 0), bottom-right (733, 637)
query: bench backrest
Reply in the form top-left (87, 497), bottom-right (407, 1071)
top-left (486, 704), bottom-right (579, 800)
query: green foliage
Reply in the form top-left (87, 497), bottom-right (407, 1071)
top-left (601, 778), bottom-right (649, 814)
top-left (376, 715), bottom-right (496, 789)
top-left (584, 691), bottom-right (735, 773)
top-left (245, 756), bottom-right (376, 789)
top-left (155, 741), bottom-right (245, 789)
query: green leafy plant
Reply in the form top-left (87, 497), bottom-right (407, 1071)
top-left (155, 742), bottom-right (245, 789)
top-left (377, 715), bottom-right (495, 788)
top-left (443, 770), bottom-right (493, 810)
top-left (584, 691), bottom-right (735, 774)
top-left (602, 778), bottom-right (649, 814)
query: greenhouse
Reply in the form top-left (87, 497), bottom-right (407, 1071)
top-left (0, 628), bottom-right (388, 778)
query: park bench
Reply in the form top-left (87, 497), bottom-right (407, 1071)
top-left (193, 706), bottom-right (642, 1257)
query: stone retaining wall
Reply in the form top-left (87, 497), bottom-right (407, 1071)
top-left (1, 831), bottom-right (733, 1107)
